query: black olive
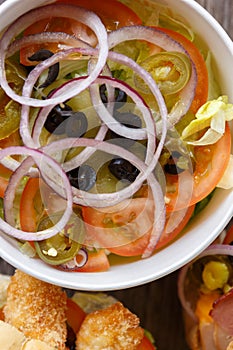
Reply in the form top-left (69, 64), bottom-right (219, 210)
top-left (28, 49), bottom-right (59, 88)
top-left (99, 84), bottom-right (127, 107)
top-left (114, 111), bottom-right (142, 129)
top-left (67, 165), bottom-right (96, 191)
top-left (106, 111), bottom-right (142, 148)
top-left (108, 158), bottom-right (139, 182)
top-left (44, 103), bottom-right (72, 134)
top-left (164, 151), bottom-right (185, 175)
top-left (65, 323), bottom-right (76, 350)
top-left (65, 112), bottom-right (88, 138)
top-left (28, 49), bottom-right (54, 61)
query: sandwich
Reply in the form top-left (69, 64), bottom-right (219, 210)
top-left (178, 224), bottom-right (233, 350)
top-left (0, 269), bottom-right (156, 350)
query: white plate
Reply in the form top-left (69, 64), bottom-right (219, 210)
top-left (0, 0), bottom-right (232, 291)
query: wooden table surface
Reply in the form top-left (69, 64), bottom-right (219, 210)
top-left (0, 1), bottom-right (232, 349)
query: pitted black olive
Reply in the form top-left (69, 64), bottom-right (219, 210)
top-left (114, 111), bottom-right (142, 129)
top-left (164, 151), bottom-right (186, 175)
top-left (106, 111), bottom-right (142, 148)
top-left (44, 103), bottom-right (72, 134)
top-left (108, 158), bottom-right (139, 182)
top-left (65, 112), bottom-right (88, 138)
top-left (67, 165), bottom-right (96, 191)
top-left (28, 49), bottom-right (59, 88)
top-left (99, 84), bottom-right (127, 107)
top-left (28, 49), bottom-right (54, 62)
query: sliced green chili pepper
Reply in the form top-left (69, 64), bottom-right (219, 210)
top-left (34, 211), bottom-right (84, 265)
top-left (135, 51), bottom-right (191, 95)
top-left (0, 59), bottom-right (27, 140)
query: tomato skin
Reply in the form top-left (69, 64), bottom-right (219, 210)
top-left (137, 335), bottom-right (156, 350)
top-left (155, 204), bottom-right (195, 250)
top-left (166, 123), bottom-right (231, 212)
top-left (66, 298), bottom-right (86, 334)
top-left (82, 198), bottom-right (195, 257)
top-left (223, 223), bottom-right (233, 245)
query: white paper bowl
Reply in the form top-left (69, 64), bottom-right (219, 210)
top-left (0, 0), bottom-right (232, 291)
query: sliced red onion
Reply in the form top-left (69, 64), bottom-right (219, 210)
top-left (6, 32), bottom-right (91, 59)
top-left (43, 138), bottom-right (152, 206)
top-left (0, 3), bottom-right (108, 107)
top-left (32, 75), bottom-right (156, 166)
top-left (60, 248), bottom-right (88, 270)
top-left (20, 45), bottom-right (167, 154)
top-left (108, 25), bottom-right (197, 131)
top-left (0, 146), bottom-right (73, 241)
top-left (42, 137), bottom-right (166, 254)
top-left (31, 75), bottom-right (151, 145)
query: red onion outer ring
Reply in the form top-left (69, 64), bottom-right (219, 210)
top-left (4, 157), bottom-right (35, 226)
top-left (0, 146), bottom-right (73, 241)
top-left (42, 137), bottom-right (166, 255)
top-left (32, 75), bottom-right (156, 167)
top-left (6, 32), bottom-right (90, 58)
top-left (0, 3), bottom-right (108, 107)
top-left (108, 25), bottom-right (197, 131)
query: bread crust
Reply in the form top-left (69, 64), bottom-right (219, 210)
top-left (76, 301), bottom-right (144, 350)
top-left (3, 270), bottom-right (67, 350)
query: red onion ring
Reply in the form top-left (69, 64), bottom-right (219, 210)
top-left (3, 157), bottom-right (35, 226)
top-left (108, 25), bottom-right (197, 130)
top-left (6, 32), bottom-right (91, 59)
top-left (42, 137), bottom-right (166, 255)
top-left (0, 3), bottom-right (108, 107)
top-left (0, 146), bottom-right (73, 241)
top-left (60, 248), bottom-right (88, 270)
top-left (32, 76), bottom-right (156, 167)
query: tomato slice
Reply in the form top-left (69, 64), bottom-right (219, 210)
top-left (20, 0), bottom-right (141, 66)
top-left (73, 249), bottom-right (110, 272)
top-left (137, 335), bottom-right (156, 350)
top-left (223, 223), bottom-right (233, 245)
top-left (56, 0), bottom-right (142, 28)
top-left (166, 122), bottom-right (231, 212)
top-left (66, 298), bottom-right (86, 334)
top-left (157, 27), bottom-right (209, 113)
top-left (82, 198), bottom-right (195, 257)
top-left (19, 178), bottom-right (41, 232)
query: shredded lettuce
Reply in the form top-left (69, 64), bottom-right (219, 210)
top-left (205, 52), bottom-right (221, 100)
top-left (181, 96), bottom-right (233, 145)
top-left (119, 0), bottom-right (194, 41)
top-left (217, 155), bottom-right (233, 189)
